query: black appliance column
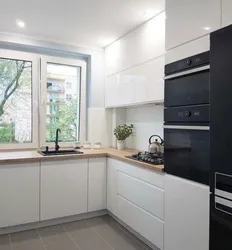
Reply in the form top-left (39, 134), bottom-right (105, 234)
top-left (210, 24), bottom-right (232, 250)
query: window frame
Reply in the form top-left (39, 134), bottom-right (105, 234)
top-left (0, 49), bottom-right (39, 150)
top-left (40, 56), bottom-right (87, 148)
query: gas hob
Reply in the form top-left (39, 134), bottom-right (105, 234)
top-left (126, 151), bottom-right (164, 165)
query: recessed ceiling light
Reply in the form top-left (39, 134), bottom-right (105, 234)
top-left (203, 27), bottom-right (210, 31)
top-left (16, 19), bottom-right (26, 28)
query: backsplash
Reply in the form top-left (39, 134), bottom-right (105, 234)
top-left (125, 105), bottom-right (164, 151)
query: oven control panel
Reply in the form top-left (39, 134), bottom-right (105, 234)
top-left (164, 105), bottom-right (209, 124)
top-left (165, 51), bottom-right (210, 76)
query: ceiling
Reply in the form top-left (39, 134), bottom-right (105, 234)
top-left (0, 0), bottom-right (165, 49)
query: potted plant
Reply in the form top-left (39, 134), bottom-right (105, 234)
top-left (114, 124), bottom-right (134, 150)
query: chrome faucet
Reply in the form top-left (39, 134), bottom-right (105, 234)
top-left (55, 128), bottom-right (61, 151)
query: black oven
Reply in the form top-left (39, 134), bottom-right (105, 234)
top-left (164, 52), bottom-right (210, 185)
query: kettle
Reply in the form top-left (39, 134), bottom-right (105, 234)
top-left (148, 135), bottom-right (164, 154)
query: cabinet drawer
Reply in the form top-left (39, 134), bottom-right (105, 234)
top-left (117, 171), bottom-right (164, 220)
top-left (117, 161), bottom-right (164, 189)
top-left (117, 195), bottom-right (164, 249)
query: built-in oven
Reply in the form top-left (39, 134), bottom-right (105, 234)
top-left (164, 51), bottom-right (210, 185)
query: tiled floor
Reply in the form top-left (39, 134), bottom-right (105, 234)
top-left (0, 215), bottom-right (151, 250)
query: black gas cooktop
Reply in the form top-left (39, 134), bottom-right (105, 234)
top-left (126, 151), bottom-right (164, 165)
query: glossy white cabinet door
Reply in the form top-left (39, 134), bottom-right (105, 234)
top-left (105, 12), bottom-right (165, 76)
top-left (88, 158), bottom-right (107, 212)
top-left (164, 174), bottom-right (209, 250)
top-left (117, 195), bottom-right (164, 249)
top-left (165, 36), bottom-right (210, 64)
top-left (0, 163), bottom-right (39, 228)
top-left (166, 0), bottom-right (221, 50)
top-left (41, 159), bottom-right (88, 220)
top-left (117, 171), bottom-right (164, 220)
top-left (222, 0), bottom-right (232, 27)
top-left (106, 158), bottom-right (118, 216)
top-left (105, 56), bottom-right (164, 108)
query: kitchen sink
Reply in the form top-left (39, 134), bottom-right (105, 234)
top-left (38, 150), bottom-right (83, 156)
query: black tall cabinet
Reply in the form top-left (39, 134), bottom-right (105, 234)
top-left (210, 24), bottom-right (232, 250)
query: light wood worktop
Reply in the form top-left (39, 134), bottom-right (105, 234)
top-left (0, 148), bottom-right (164, 172)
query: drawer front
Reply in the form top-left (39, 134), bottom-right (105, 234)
top-left (117, 171), bottom-right (164, 220)
top-left (117, 195), bottom-right (164, 250)
top-left (117, 160), bottom-right (164, 189)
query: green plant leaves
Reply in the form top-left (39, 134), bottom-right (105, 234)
top-left (114, 124), bottom-right (134, 141)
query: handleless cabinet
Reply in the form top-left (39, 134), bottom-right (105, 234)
top-left (40, 159), bottom-right (88, 220)
top-left (164, 174), bottom-right (209, 250)
top-left (88, 158), bottom-right (107, 212)
top-left (166, 0), bottom-right (221, 50)
top-left (222, 0), bottom-right (232, 27)
top-left (0, 163), bottom-right (40, 228)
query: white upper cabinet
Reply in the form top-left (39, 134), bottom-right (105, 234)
top-left (166, 0), bottom-right (221, 50)
top-left (0, 163), bottom-right (40, 228)
top-left (105, 56), bottom-right (164, 107)
top-left (222, 0), bottom-right (232, 27)
top-left (105, 11), bottom-right (165, 77)
top-left (165, 36), bottom-right (210, 64)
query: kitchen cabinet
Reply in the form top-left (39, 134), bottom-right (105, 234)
top-left (105, 12), bottom-right (165, 76)
top-left (166, 0), bottom-right (221, 50)
top-left (165, 36), bottom-right (210, 64)
top-left (88, 158), bottom-right (107, 212)
top-left (40, 159), bottom-right (88, 220)
top-left (107, 158), bottom-right (118, 216)
top-left (222, 0), bottom-right (232, 27)
top-left (164, 174), bottom-right (209, 250)
top-left (117, 195), bottom-right (164, 250)
top-left (107, 158), bottom-right (164, 249)
top-left (105, 55), bottom-right (164, 108)
top-left (0, 163), bottom-right (39, 228)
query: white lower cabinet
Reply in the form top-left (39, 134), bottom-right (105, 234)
top-left (40, 159), bottom-right (88, 220)
top-left (164, 174), bottom-right (210, 250)
top-left (117, 195), bottom-right (164, 249)
top-left (88, 158), bottom-right (107, 212)
top-left (0, 163), bottom-right (40, 228)
top-left (107, 158), bottom-right (118, 216)
top-left (107, 158), bottom-right (164, 249)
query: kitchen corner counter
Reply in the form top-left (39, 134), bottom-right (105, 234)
top-left (0, 148), bottom-right (164, 172)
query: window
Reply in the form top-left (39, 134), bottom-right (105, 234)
top-left (66, 94), bottom-right (72, 100)
top-left (66, 82), bottom-right (72, 89)
top-left (0, 50), bottom-right (86, 149)
top-left (40, 56), bottom-right (86, 147)
top-left (0, 50), bottom-right (38, 149)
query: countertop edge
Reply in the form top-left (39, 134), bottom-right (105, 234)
top-left (0, 149), bottom-right (164, 173)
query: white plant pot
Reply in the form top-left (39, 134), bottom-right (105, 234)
top-left (117, 140), bottom-right (125, 150)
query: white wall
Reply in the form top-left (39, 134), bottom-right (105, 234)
top-left (126, 105), bottom-right (164, 151)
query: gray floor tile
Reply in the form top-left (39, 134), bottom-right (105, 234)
top-left (45, 238), bottom-right (79, 250)
top-left (0, 235), bottom-right (11, 250)
top-left (38, 224), bottom-right (72, 246)
top-left (86, 215), bottom-right (148, 250)
top-left (63, 220), bottom-right (112, 250)
top-left (10, 230), bottom-right (45, 250)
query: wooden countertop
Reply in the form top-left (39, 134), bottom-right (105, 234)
top-left (0, 148), bottom-right (164, 172)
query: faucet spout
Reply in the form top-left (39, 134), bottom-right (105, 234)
top-left (55, 128), bottom-right (61, 151)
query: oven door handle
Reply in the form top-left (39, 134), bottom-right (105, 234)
top-left (164, 65), bottom-right (210, 80)
top-left (165, 146), bottom-right (191, 152)
top-left (164, 125), bottom-right (210, 130)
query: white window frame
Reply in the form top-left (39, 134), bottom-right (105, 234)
top-left (0, 49), bottom-right (39, 150)
top-left (40, 56), bottom-right (87, 148)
